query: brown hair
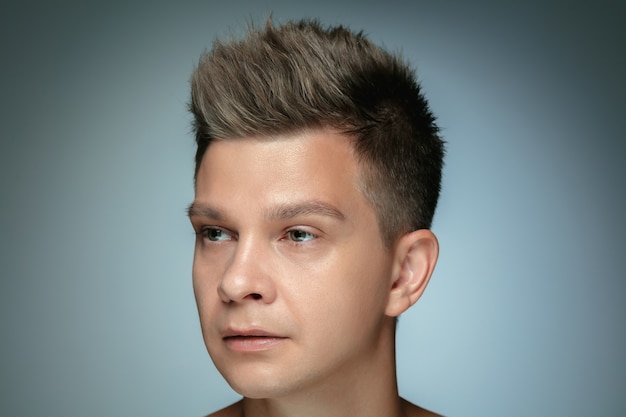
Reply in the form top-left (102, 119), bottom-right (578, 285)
top-left (190, 19), bottom-right (445, 246)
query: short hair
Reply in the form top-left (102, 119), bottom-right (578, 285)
top-left (189, 18), bottom-right (445, 247)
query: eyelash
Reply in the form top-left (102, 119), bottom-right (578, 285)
top-left (197, 226), bottom-right (234, 242)
top-left (284, 229), bottom-right (316, 243)
top-left (196, 226), bottom-right (317, 244)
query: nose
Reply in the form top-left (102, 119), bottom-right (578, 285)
top-left (217, 239), bottom-right (277, 304)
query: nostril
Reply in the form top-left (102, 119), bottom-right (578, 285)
top-left (250, 293), bottom-right (262, 300)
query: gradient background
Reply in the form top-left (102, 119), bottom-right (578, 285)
top-left (1, 1), bottom-right (624, 416)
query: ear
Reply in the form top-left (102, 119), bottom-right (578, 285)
top-left (385, 229), bottom-right (439, 317)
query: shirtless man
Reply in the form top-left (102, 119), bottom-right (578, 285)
top-left (187, 19), bottom-right (445, 417)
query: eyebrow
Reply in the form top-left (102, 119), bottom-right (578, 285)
top-left (186, 200), bottom-right (345, 222)
top-left (265, 200), bottom-right (345, 221)
top-left (186, 203), bottom-right (223, 220)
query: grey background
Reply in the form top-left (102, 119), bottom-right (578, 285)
top-left (1, 1), bottom-right (624, 416)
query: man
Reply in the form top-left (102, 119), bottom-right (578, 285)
top-left (187, 18), bottom-right (445, 417)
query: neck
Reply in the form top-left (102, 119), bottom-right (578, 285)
top-left (240, 322), bottom-right (404, 417)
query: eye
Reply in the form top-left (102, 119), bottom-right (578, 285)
top-left (200, 227), bottom-right (233, 242)
top-left (286, 229), bottom-right (316, 242)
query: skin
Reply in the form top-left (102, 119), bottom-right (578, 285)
top-left (189, 129), bottom-right (440, 417)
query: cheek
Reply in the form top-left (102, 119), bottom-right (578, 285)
top-left (192, 252), bottom-right (223, 315)
top-left (192, 254), bottom-right (208, 297)
top-left (192, 242), bottom-right (231, 287)
top-left (344, 250), bottom-right (392, 322)
top-left (287, 248), bottom-right (391, 328)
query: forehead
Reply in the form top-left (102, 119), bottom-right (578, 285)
top-left (194, 130), bottom-right (369, 218)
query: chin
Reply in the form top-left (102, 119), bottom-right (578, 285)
top-left (213, 360), bottom-right (282, 398)
top-left (226, 377), bottom-right (287, 399)
top-left (221, 364), bottom-right (317, 400)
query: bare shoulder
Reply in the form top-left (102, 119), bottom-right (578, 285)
top-left (204, 400), bottom-right (243, 417)
top-left (401, 397), bottom-right (443, 417)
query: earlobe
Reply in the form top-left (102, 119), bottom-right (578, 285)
top-left (385, 229), bottom-right (439, 317)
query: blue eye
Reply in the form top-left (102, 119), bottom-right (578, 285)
top-left (287, 229), bottom-right (315, 242)
top-left (201, 227), bottom-right (233, 242)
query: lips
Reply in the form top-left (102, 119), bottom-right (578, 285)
top-left (222, 328), bottom-right (287, 352)
top-left (222, 328), bottom-right (281, 338)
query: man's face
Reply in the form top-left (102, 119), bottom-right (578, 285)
top-left (189, 130), bottom-right (397, 398)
